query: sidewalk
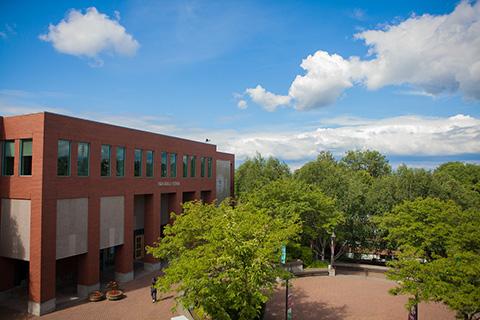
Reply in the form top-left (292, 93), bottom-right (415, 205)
top-left (0, 270), bottom-right (183, 320)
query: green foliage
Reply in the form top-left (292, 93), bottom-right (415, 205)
top-left (375, 198), bottom-right (461, 259)
top-left (379, 199), bottom-right (480, 319)
top-left (286, 245), bottom-right (314, 266)
top-left (340, 149), bottom-right (392, 178)
top-left (307, 260), bottom-right (329, 268)
top-left (431, 163), bottom-right (480, 210)
top-left (395, 165), bottom-right (433, 201)
top-left (235, 153), bottom-right (290, 197)
top-left (146, 201), bottom-right (300, 320)
top-left (294, 153), bottom-right (375, 251)
top-left (245, 178), bottom-right (343, 261)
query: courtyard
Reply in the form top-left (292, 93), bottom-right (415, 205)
top-left (264, 275), bottom-right (455, 320)
top-left (0, 271), bottom-right (457, 320)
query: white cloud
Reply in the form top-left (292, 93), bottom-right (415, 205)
top-left (210, 114), bottom-right (480, 161)
top-left (245, 1), bottom-right (480, 110)
top-left (1, 100), bottom-right (478, 167)
top-left (237, 99), bottom-right (248, 109)
top-left (245, 85), bottom-right (291, 112)
top-left (288, 51), bottom-right (356, 110)
top-left (355, 1), bottom-right (480, 99)
top-left (39, 7), bottom-right (139, 63)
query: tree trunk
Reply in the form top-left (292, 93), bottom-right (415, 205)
top-left (319, 238), bottom-right (327, 261)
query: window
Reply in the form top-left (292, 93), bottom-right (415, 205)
top-left (57, 140), bottom-right (70, 176)
top-left (170, 153), bottom-right (177, 178)
top-left (116, 147), bottom-right (125, 177)
top-left (207, 157), bottom-right (212, 178)
top-left (101, 144), bottom-right (111, 176)
top-left (134, 149), bottom-right (142, 177)
top-left (190, 155), bottom-right (196, 177)
top-left (182, 155), bottom-right (188, 178)
top-left (146, 150), bottom-right (154, 177)
top-left (161, 152), bottom-right (168, 177)
top-left (77, 142), bottom-right (89, 176)
top-left (200, 157), bottom-right (205, 178)
top-left (2, 140), bottom-right (14, 176)
top-left (20, 139), bottom-right (32, 176)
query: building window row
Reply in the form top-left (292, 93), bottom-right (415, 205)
top-left (2, 139), bottom-right (32, 176)
top-left (182, 154), bottom-right (213, 178)
top-left (55, 140), bottom-right (212, 178)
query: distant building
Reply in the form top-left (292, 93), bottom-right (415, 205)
top-left (0, 112), bottom-right (234, 315)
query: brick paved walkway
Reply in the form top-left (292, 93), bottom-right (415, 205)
top-left (264, 275), bottom-right (455, 320)
top-left (0, 270), bottom-right (182, 320)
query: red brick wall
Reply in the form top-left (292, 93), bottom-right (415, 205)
top-left (0, 112), bottom-right (234, 303)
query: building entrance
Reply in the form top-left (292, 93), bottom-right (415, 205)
top-left (134, 234), bottom-right (144, 260)
top-left (100, 247), bottom-right (115, 271)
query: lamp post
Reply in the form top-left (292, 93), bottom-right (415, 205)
top-left (329, 231), bottom-right (336, 276)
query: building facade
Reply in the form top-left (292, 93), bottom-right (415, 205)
top-left (0, 112), bottom-right (234, 315)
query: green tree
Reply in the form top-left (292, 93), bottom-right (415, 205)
top-left (395, 165), bottom-right (433, 201)
top-left (376, 198), bottom-right (480, 319)
top-left (431, 162), bottom-right (480, 210)
top-left (340, 149), bottom-right (392, 178)
top-left (147, 201), bottom-right (300, 320)
top-left (376, 197), bottom-right (460, 259)
top-left (245, 178), bottom-right (343, 261)
top-left (235, 153), bottom-right (290, 197)
top-left (295, 152), bottom-right (375, 253)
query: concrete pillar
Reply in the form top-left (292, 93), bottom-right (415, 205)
top-left (28, 197), bottom-right (56, 316)
top-left (77, 196), bottom-right (100, 297)
top-left (114, 193), bottom-right (134, 283)
top-left (143, 192), bottom-right (161, 271)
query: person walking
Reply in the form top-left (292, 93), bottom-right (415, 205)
top-left (151, 277), bottom-right (157, 303)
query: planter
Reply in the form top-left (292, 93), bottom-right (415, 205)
top-left (88, 290), bottom-right (105, 302)
top-left (106, 289), bottom-right (124, 301)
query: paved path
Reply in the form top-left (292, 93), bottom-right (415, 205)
top-left (0, 271), bottom-right (182, 320)
top-left (264, 275), bottom-right (455, 320)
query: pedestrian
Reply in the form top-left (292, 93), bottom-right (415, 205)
top-left (151, 277), bottom-right (157, 303)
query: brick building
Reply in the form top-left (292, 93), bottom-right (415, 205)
top-left (0, 112), bottom-right (234, 315)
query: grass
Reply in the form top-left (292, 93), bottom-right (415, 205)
top-left (306, 260), bottom-right (329, 268)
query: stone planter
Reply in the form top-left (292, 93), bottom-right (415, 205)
top-left (88, 290), bottom-right (105, 302)
top-left (106, 289), bottom-right (124, 301)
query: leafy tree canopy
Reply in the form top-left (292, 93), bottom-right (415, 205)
top-left (378, 198), bottom-right (480, 319)
top-left (244, 178), bottom-right (343, 260)
top-left (147, 201), bottom-right (300, 320)
top-left (340, 149), bottom-right (392, 178)
top-left (235, 153), bottom-right (290, 197)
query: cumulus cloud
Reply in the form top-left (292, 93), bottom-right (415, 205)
top-left (39, 7), bottom-right (139, 64)
top-left (1, 97), bottom-right (478, 166)
top-left (245, 1), bottom-right (480, 110)
top-left (245, 85), bottom-right (291, 112)
top-left (288, 51), bottom-right (356, 110)
top-left (212, 114), bottom-right (480, 161)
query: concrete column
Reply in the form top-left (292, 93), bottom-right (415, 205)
top-left (28, 197), bottom-right (56, 316)
top-left (114, 193), bottom-right (134, 283)
top-left (77, 196), bottom-right (100, 297)
top-left (143, 192), bottom-right (161, 271)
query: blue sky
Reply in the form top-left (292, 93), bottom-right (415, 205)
top-left (1, 0), bottom-right (479, 169)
